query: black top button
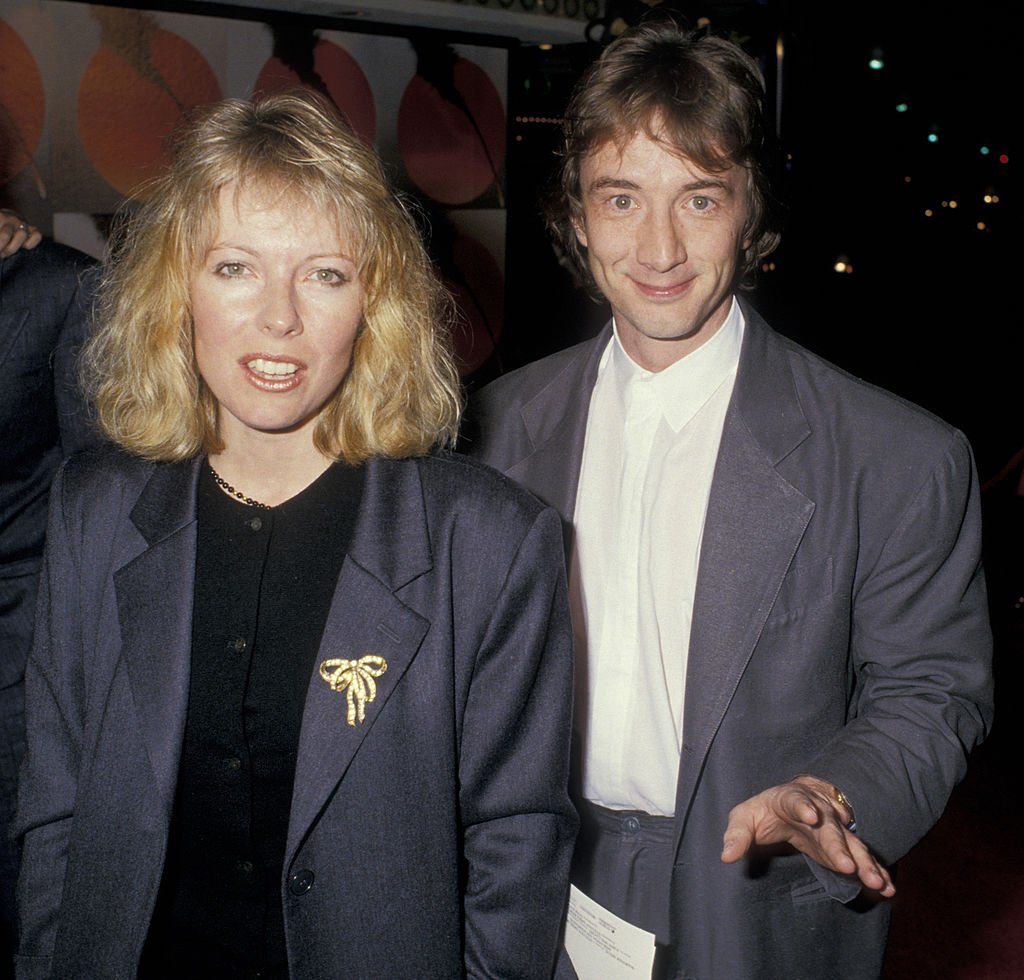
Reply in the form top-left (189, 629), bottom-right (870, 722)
top-left (246, 516), bottom-right (263, 531)
top-left (289, 869), bottom-right (315, 895)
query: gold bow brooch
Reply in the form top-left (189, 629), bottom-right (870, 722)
top-left (319, 655), bottom-right (388, 726)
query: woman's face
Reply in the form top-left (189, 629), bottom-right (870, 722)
top-left (191, 183), bottom-right (364, 452)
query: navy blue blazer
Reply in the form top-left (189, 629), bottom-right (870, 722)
top-left (15, 450), bottom-right (577, 978)
top-left (0, 240), bottom-right (97, 689)
top-left (467, 302), bottom-right (994, 979)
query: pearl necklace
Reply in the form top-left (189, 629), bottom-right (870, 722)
top-left (208, 463), bottom-right (272, 510)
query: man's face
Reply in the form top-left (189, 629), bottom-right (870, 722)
top-left (574, 126), bottom-right (750, 372)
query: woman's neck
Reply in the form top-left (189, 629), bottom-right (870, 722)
top-left (208, 431), bottom-right (334, 508)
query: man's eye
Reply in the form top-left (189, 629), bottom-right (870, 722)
top-left (692, 196), bottom-right (713, 211)
top-left (612, 195), bottom-right (633, 210)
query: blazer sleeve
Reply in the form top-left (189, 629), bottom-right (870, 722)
top-left (14, 466), bottom-right (86, 978)
top-left (807, 428), bottom-right (993, 868)
top-left (457, 505), bottom-right (577, 979)
top-left (52, 263), bottom-right (100, 457)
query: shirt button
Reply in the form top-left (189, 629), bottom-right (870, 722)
top-left (226, 756), bottom-right (242, 771)
top-left (228, 637), bottom-right (247, 654)
top-left (289, 869), bottom-right (315, 895)
top-left (623, 816), bottom-right (641, 834)
top-left (236, 859), bottom-right (254, 875)
top-left (246, 516), bottom-right (263, 531)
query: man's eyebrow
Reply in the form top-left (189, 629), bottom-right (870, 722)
top-left (586, 176), bottom-right (735, 195)
top-left (684, 177), bottom-right (734, 194)
top-left (587, 177), bottom-right (642, 193)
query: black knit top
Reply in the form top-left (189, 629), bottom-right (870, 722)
top-left (139, 460), bottom-right (363, 978)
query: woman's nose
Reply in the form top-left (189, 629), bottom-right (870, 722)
top-left (261, 280), bottom-right (302, 336)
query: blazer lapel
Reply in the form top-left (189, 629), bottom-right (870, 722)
top-left (114, 458), bottom-right (201, 814)
top-left (507, 326), bottom-right (610, 549)
top-left (286, 458), bottom-right (431, 859)
top-left (0, 308), bottom-right (27, 369)
top-left (0, 251), bottom-right (30, 367)
top-left (674, 312), bottom-right (815, 830)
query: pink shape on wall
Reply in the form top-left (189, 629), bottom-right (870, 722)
top-left (398, 58), bottom-right (506, 205)
top-left (255, 40), bottom-right (376, 143)
top-left (445, 232), bottom-right (504, 375)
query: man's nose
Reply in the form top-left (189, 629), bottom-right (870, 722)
top-left (636, 209), bottom-right (687, 271)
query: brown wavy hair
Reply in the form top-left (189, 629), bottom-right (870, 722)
top-left (547, 20), bottom-right (781, 291)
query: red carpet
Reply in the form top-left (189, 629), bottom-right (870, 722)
top-left (884, 725), bottom-right (1024, 977)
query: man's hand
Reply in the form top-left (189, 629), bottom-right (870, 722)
top-left (0, 209), bottom-right (42, 257)
top-left (720, 775), bottom-right (895, 896)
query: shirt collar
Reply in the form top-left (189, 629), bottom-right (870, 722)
top-left (608, 297), bottom-right (745, 431)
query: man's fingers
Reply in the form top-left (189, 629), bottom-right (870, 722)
top-left (819, 823), bottom-right (894, 894)
top-left (720, 782), bottom-right (895, 896)
top-left (721, 831), bottom-right (747, 862)
top-left (0, 211), bottom-right (41, 257)
top-left (782, 791), bottom-right (827, 827)
top-left (721, 807), bottom-right (756, 863)
top-left (845, 837), bottom-right (895, 895)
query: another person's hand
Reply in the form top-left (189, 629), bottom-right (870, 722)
top-left (0, 209), bottom-right (42, 257)
top-left (720, 775), bottom-right (895, 896)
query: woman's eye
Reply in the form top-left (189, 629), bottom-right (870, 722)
top-left (312, 268), bottom-right (345, 285)
top-left (215, 262), bottom-right (246, 277)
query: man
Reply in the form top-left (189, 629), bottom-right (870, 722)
top-left (467, 21), bottom-right (993, 979)
top-left (0, 221), bottom-right (97, 974)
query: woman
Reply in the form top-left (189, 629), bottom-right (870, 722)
top-left (14, 92), bottom-right (575, 979)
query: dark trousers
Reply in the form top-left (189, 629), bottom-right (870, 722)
top-left (564, 799), bottom-right (676, 979)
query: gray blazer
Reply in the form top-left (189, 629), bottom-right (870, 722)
top-left (15, 450), bottom-right (577, 979)
top-left (467, 302), bottom-right (993, 979)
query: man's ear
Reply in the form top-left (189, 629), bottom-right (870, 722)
top-left (572, 213), bottom-right (588, 249)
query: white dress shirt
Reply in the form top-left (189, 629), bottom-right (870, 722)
top-left (571, 299), bottom-right (744, 816)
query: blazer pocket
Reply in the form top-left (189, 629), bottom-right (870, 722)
top-left (789, 875), bottom-right (832, 907)
top-left (764, 555), bottom-right (835, 625)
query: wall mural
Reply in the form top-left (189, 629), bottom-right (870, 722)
top-left (0, 1), bottom-right (507, 375)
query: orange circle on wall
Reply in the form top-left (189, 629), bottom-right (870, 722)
top-left (398, 58), bottom-right (506, 205)
top-left (254, 40), bottom-right (376, 143)
top-left (0, 19), bottom-right (45, 187)
top-left (78, 28), bottom-right (222, 196)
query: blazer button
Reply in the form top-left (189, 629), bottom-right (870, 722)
top-left (289, 869), bottom-right (315, 895)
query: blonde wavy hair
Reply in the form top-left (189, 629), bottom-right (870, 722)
top-left (84, 90), bottom-right (461, 463)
